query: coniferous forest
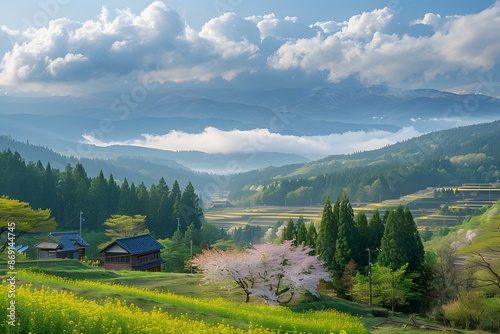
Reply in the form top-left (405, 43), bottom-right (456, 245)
top-left (0, 148), bottom-right (203, 238)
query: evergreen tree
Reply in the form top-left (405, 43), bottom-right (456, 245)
top-left (334, 193), bottom-right (356, 271)
top-left (146, 183), bottom-right (162, 235)
top-left (368, 209), bottom-right (384, 252)
top-left (136, 182), bottom-right (149, 214)
top-left (402, 207), bottom-right (425, 273)
top-left (179, 182), bottom-right (203, 230)
top-left (88, 170), bottom-right (109, 229)
top-left (378, 208), bottom-right (399, 270)
top-left (355, 210), bottom-right (369, 267)
top-left (316, 197), bottom-right (338, 270)
top-left (107, 174), bottom-right (120, 215)
top-left (378, 205), bottom-right (424, 273)
top-left (170, 180), bottom-right (182, 225)
top-left (283, 218), bottom-right (295, 241)
top-left (118, 178), bottom-right (130, 214)
top-left (128, 182), bottom-right (139, 214)
top-left (296, 221), bottom-right (308, 246)
top-left (306, 223), bottom-right (317, 250)
top-left (59, 164), bottom-right (77, 226)
top-left (41, 162), bottom-right (58, 213)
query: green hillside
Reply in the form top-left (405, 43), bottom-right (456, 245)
top-left (228, 120), bottom-right (500, 206)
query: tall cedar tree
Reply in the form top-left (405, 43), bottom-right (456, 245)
top-left (316, 197), bottom-right (337, 270)
top-left (378, 205), bottom-right (424, 273)
top-left (170, 180), bottom-right (182, 228)
top-left (368, 209), bottom-right (384, 252)
top-left (354, 210), bottom-right (369, 267)
top-left (118, 179), bottom-right (130, 215)
top-left (283, 218), bottom-right (295, 241)
top-left (179, 182), bottom-right (203, 230)
top-left (306, 222), bottom-right (317, 250)
top-left (296, 221), bottom-right (308, 246)
top-left (334, 193), bottom-right (356, 271)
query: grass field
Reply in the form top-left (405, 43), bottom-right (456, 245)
top-left (0, 259), bottom-right (461, 333)
top-left (1, 263), bottom-right (371, 333)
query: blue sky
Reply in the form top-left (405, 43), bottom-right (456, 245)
top-left (0, 1), bottom-right (499, 159)
top-left (0, 0), bottom-right (499, 96)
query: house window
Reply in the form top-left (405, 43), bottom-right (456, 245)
top-left (139, 253), bottom-right (159, 263)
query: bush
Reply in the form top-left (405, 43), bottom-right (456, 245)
top-left (443, 291), bottom-right (484, 330)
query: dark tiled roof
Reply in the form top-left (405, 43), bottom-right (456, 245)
top-left (133, 258), bottom-right (166, 271)
top-left (45, 232), bottom-right (89, 252)
top-left (101, 234), bottom-right (164, 254)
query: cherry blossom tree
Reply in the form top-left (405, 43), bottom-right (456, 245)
top-left (191, 240), bottom-right (331, 305)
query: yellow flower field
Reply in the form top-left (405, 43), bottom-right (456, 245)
top-left (1, 271), bottom-right (367, 334)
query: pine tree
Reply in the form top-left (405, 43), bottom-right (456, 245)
top-left (118, 178), bottom-right (130, 215)
top-left (60, 164), bottom-right (77, 226)
top-left (403, 206), bottom-right (425, 272)
top-left (355, 210), bottom-right (369, 267)
top-left (283, 218), bottom-right (295, 241)
top-left (136, 182), bottom-right (149, 214)
top-left (296, 221), bottom-right (308, 246)
top-left (170, 180), bottom-right (182, 225)
top-left (107, 174), bottom-right (120, 215)
top-left (42, 162), bottom-right (58, 213)
top-left (180, 182), bottom-right (203, 230)
top-left (88, 171), bottom-right (109, 229)
top-left (378, 208), bottom-right (400, 270)
top-left (368, 209), bottom-right (384, 252)
top-left (334, 193), bottom-right (356, 270)
top-left (378, 205), bottom-right (424, 273)
top-left (316, 197), bottom-right (337, 270)
top-left (306, 222), bottom-right (317, 250)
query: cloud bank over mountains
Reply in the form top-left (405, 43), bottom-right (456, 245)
top-left (1, 1), bottom-right (499, 95)
top-left (82, 126), bottom-right (423, 160)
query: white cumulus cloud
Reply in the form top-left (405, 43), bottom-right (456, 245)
top-left (268, 3), bottom-right (500, 85)
top-left (1, 2), bottom-right (499, 94)
top-left (82, 126), bottom-right (422, 160)
top-left (0, 1), bottom-right (263, 94)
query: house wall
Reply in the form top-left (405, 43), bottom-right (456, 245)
top-left (103, 251), bottom-right (162, 271)
top-left (103, 252), bottom-right (132, 270)
top-left (38, 250), bottom-right (57, 259)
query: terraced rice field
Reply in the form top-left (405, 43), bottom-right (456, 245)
top-left (204, 190), bottom-right (439, 230)
top-left (204, 206), bottom-right (324, 229)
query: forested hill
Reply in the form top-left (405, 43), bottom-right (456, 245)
top-left (228, 120), bottom-right (500, 206)
top-left (0, 135), bottom-right (208, 187)
top-left (0, 146), bottom-right (203, 237)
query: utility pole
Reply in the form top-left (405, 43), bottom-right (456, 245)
top-left (177, 217), bottom-right (180, 232)
top-left (79, 210), bottom-right (84, 237)
top-left (366, 248), bottom-right (380, 306)
top-left (366, 248), bottom-right (373, 306)
top-left (190, 239), bottom-right (193, 274)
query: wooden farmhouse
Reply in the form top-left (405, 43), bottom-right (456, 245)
top-left (100, 234), bottom-right (166, 272)
top-left (35, 232), bottom-right (89, 260)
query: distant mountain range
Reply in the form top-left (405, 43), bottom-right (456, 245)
top-left (1, 118), bottom-right (499, 204)
top-left (0, 85), bottom-right (498, 180)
